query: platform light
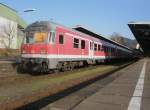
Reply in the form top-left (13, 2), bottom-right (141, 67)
top-left (23, 8), bottom-right (36, 12)
top-left (144, 32), bottom-right (149, 36)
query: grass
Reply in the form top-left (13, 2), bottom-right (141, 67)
top-left (0, 49), bottom-right (20, 57)
top-left (0, 61), bottom-right (131, 106)
top-left (0, 96), bottom-right (8, 102)
top-left (0, 65), bottom-right (115, 103)
top-left (30, 65), bottom-right (115, 92)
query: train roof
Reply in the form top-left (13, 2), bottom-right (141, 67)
top-left (26, 21), bottom-right (132, 51)
top-left (73, 26), bottom-right (132, 51)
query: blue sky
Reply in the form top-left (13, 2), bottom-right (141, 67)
top-left (1, 0), bottom-right (150, 39)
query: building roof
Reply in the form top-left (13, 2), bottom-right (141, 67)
top-left (128, 21), bottom-right (150, 55)
top-left (0, 3), bottom-right (27, 28)
top-left (129, 21), bottom-right (150, 25)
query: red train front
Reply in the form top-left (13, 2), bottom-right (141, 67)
top-left (20, 21), bottom-right (133, 72)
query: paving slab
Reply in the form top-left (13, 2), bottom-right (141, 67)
top-left (73, 59), bottom-right (146, 110)
top-left (141, 59), bottom-right (150, 110)
top-left (87, 93), bottom-right (130, 106)
top-left (41, 62), bottom-right (135, 110)
top-left (40, 59), bottom-right (150, 110)
top-left (73, 100), bottom-right (127, 110)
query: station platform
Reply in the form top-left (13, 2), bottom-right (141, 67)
top-left (73, 59), bottom-right (149, 110)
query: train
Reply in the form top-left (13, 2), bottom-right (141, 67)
top-left (19, 21), bottom-right (134, 72)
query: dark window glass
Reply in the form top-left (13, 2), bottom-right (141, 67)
top-left (101, 45), bottom-right (104, 51)
top-left (49, 32), bottom-right (55, 44)
top-left (106, 47), bottom-right (108, 52)
top-left (90, 42), bottom-right (92, 50)
top-left (107, 47), bottom-right (109, 52)
top-left (59, 35), bottom-right (64, 44)
top-left (98, 45), bottom-right (101, 51)
top-left (94, 43), bottom-right (97, 51)
top-left (81, 40), bottom-right (85, 49)
top-left (90, 42), bottom-right (94, 50)
top-left (73, 38), bottom-right (79, 48)
top-left (104, 46), bottom-right (106, 52)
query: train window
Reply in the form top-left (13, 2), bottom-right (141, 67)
top-left (90, 42), bottom-right (94, 50)
top-left (101, 45), bottom-right (104, 51)
top-left (107, 47), bottom-right (109, 52)
top-left (108, 47), bottom-right (110, 52)
top-left (49, 32), bottom-right (55, 44)
top-left (59, 34), bottom-right (64, 44)
top-left (112, 48), bottom-right (114, 52)
top-left (90, 42), bottom-right (92, 50)
top-left (90, 42), bottom-right (93, 50)
top-left (34, 32), bottom-right (47, 43)
top-left (52, 32), bottom-right (55, 43)
top-left (94, 43), bottom-right (97, 51)
top-left (98, 45), bottom-right (101, 51)
top-left (104, 46), bottom-right (106, 52)
top-left (81, 40), bottom-right (85, 49)
top-left (73, 38), bottom-right (79, 48)
top-left (104, 46), bottom-right (107, 52)
top-left (106, 47), bottom-right (109, 52)
top-left (26, 36), bottom-right (34, 43)
top-left (111, 48), bottom-right (113, 53)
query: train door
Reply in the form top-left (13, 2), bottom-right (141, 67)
top-left (89, 41), bottom-right (94, 58)
top-left (81, 40), bottom-right (85, 56)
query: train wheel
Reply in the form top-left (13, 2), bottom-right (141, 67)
top-left (42, 63), bottom-right (49, 73)
top-left (70, 62), bottom-right (75, 71)
top-left (56, 62), bottom-right (63, 72)
top-left (63, 62), bottom-right (69, 71)
top-left (62, 62), bottom-right (70, 71)
top-left (17, 63), bottom-right (25, 73)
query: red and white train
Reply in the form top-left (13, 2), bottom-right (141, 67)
top-left (20, 21), bottom-right (133, 72)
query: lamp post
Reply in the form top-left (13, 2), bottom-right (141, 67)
top-left (23, 8), bottom-right (36, 12)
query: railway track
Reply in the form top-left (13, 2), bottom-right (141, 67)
top-left (0, 60), bottom-right (137, 110)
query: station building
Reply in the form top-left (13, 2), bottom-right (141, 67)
top-left (0, 3), bottom-right (27, 49)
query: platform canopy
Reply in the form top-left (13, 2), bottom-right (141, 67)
top-left (128, 22), bottom-right (150, 56)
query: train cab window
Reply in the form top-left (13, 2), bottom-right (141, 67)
top-left (81, 40), bottom-right (85, 49)
top-left (98, 45), bottom-right (101, 51)
top-left (59, 34), bottom-right (64, 44)
top-left (94, 43), bottom-right (97, 51)
top-left (49, 31), bottom-right (55, 44)
top-left (73, 38), bottom-right (79, 48)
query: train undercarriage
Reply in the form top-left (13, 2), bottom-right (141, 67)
top-left (17, 57), bottom-right (106, 73)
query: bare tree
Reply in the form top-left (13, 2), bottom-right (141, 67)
top-left (1, 22), bottom-right (17, 49)
top-left (110, 32), bottom-right (126, 46)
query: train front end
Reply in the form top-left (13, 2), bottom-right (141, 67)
top-left (20, 21), bottom-right (55, 72)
